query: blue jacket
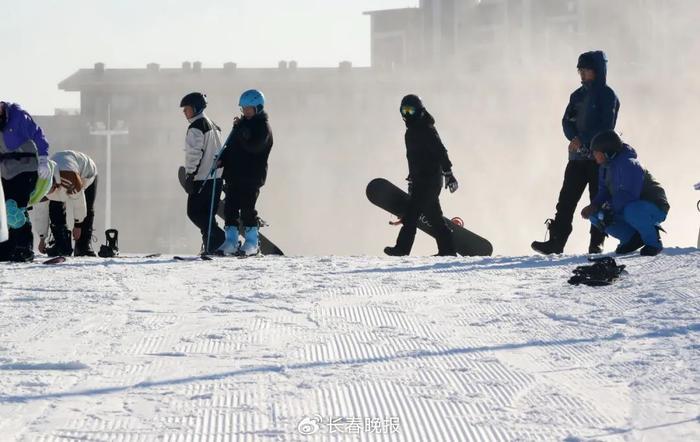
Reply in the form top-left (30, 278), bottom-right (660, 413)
top-left (593, 144), bottom-right (669, 214)
top-left (562, 51), bottom-right (620, 161)
top-left (0, 102), bottom-right (49, 156)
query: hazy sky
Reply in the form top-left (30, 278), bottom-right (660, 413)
top-left (1, 0), bottom-right (417, 115)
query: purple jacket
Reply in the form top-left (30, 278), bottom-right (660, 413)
top-left (0, 102), bottom-right (49, 156)
top-left (592, 144), bottom-right (644, 213)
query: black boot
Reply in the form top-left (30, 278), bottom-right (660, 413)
top-left (588, 227), bottom-right (606, 254)
top-left (615, 232), bottom-right (644, 255)
top-left (46, 227), bottom-right (73, 257)
top-left (640, 244), bottom-right (663, 256)
top-left (531, 219), bottom-right (568, 255)
top-left (384, 246), bottom-right (408, 257)
top-left (640, 227), bottom-right (663, 256)
top-left (385, 224), bottom-right (416, 257)
top-left (9, 247), bottom-right (34, 263)
top-left (74, 227), bottom-right (96, 257)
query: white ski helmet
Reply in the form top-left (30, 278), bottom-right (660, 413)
top-left (239, 89), bottom-right (265, 113)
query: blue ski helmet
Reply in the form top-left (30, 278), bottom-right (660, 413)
top-left (180, 92), bottom-right (207, 115)
top-left (239, 89), bottom-right (265, 113)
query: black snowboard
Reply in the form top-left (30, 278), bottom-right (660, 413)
top-left (178, 167), bottom-right (284, 256)
top-left (366, 178), bottom-right (493, 256)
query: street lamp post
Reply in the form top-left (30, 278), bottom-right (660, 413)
top-left (89, 105), bottom-right (129, 230)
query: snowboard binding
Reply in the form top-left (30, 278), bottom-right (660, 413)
top-left (568, 256), bottom-right (626, 286)
top-left (98, 229), bottom-right (119, 258)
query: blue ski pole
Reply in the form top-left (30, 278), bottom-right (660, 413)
top-left (203, 127), bottom-right (237, 255)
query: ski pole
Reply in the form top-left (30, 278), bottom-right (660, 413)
top-left (204, 126), bottom-right (236, 254)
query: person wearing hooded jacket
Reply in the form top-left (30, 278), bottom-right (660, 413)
top-left (216, 89), bottom-right (273, 257)
top-left (532, 51), bottom-right (620, 255)
top-left (581, 131), bottom-right (669, 256)
top-left (0, 101), bottom-right (52, 262)
top-left (180, 92), bottom-right (225, 254)
top-left (33, 150), bottom-right (99, 257)
top-left (384, 94), bottom-right (459, 257)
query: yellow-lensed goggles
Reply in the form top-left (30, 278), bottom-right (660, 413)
top-left (400, 105), bottom-right (417, 116)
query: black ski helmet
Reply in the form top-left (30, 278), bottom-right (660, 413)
top-left (400, 94), bottom-right (424, 119)
top-left (180, 92), bottom-right (207, 115)
top-left (591, 130), bottom-right (623, 157)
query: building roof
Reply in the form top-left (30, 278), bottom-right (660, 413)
top-left (362, 7), bottom-right (420, 17)
top-left (58, 64), bottom-right (375, 91)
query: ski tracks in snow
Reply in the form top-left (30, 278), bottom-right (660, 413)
top-left (0, 251), bottom-right (698, 440)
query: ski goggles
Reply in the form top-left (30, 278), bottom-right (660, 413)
top-left (400, 105), bottom-right (417, 117)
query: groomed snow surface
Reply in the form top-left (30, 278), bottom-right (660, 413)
top-left (1, 250), bottom-right (699, 441)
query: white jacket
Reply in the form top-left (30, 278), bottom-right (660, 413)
top-left (33, 151), bottom-right (97, 238)
top-left (184, 113), bottom-right (223, 181)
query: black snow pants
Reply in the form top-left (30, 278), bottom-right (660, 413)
top-left (394, 175), bottom-right (455, 255)
top-left (0, 171), bottom-right (37, 260)
top-left (551, 159), bottom-right (606, 248)
top-left (187, 178), bottom-right (225, 253)
top-left (50, 175), bottom-right (98, 251)
top-left (223, 181), bottom-right (260, 228)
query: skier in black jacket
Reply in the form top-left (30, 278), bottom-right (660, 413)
top-left (532, 50), bottom-right (620, 255)
top-left (385, 95), bottom-right (459, 257)
top-left (217, 89), bottom-right (273, 256)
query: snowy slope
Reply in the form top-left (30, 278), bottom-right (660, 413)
top-left (0, 250), bottom-right (698, 441)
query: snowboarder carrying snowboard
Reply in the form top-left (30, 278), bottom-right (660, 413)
top-left (532, 51), bottom-right (620, 255)
top-left (216, 89), bottom-right (273, 257)
top-left (180, 92), bottom-right (226, 254)
top-left (581, 131), bottom-right (669, 256)
top-left (33, 150), bottom-right (99, 257)
top-left (0, 101), bottom-right (52, 262)
top-left (384, 94), bottom-right (459, 257)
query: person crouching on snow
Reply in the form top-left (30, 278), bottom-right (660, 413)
top-left (581, 131), bottom-right (669, 256)
top-left (34, 150), bottom-right (98, 257)
top-left (216, 89), bottom-right (273, 257)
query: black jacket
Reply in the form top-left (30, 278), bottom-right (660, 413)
top-left (220, 112), bottom-right (273, 188)
top-left (405, 111), bottom-right (452, 183)
top-left (562, 51), bottom-right (620, 160)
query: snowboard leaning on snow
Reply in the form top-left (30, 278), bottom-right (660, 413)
top-left (177, 167), bottom-right (284, 256)
top-left (0, 182), bottom-right (7, 243)
top-left (366, 177), bottom-right (493, 256)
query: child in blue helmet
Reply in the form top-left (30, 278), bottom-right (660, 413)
top-left (217, 89), bottom-right (273, 256)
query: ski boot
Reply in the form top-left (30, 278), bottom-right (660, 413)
top-left (216, 226), bottom-right (241, 256)
top-left (98, 229), bottom-right (119, 258)
top-left (238, 226), bottom-right (260, 256)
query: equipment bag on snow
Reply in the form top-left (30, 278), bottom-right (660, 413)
top-left (568, 257), bottom-right (626, 287)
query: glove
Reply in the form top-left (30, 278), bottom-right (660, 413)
top-left (38, 156), bottom-right (51, 180)
top-left (443, 170), bottom-right (459, 193)
top-left (580, 204), bottom-right (597, 219)
top-left (184, 173), bottom-right (197, 195)
top-left (594, 205), bottom-right (615, 230)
